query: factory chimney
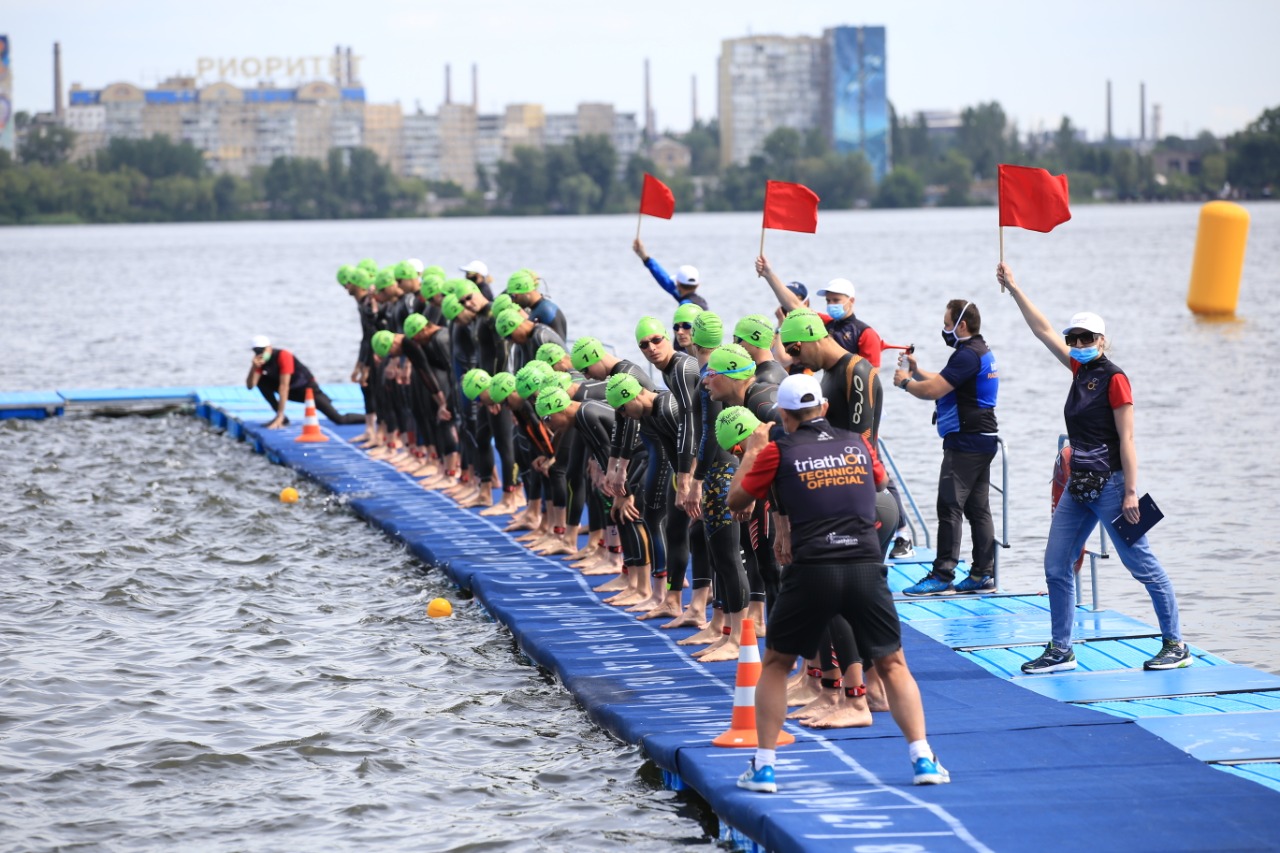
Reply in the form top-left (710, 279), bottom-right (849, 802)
top-left (1106, 79), bottom-right (1112, 142)
top-left (1140, 82), bottom-right (1146, 141)
top-left (472, 63), bottom-right (478, 109)
top-left (644, 59), bottom-right (653, 141)
top-left (54, 42), bottom-right (65, 121)
top-left (445, 64), bottom-right (452, 105)
top-left (334, 45), bottom-right (342, 86)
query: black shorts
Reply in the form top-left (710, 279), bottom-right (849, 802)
top-left (765, 561), bottom-right (902, 663)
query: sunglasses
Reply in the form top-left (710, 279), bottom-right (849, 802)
top-left (784, 342), bottom-right (803, 357)
top-left (1064, 332), bottom-right (1097, 346)
top-left (252, 347), bottom-right (266, 355)
top-left (673, 322), bottom-right (693, 331)
top-left (638, 336), bottom-right (665, 351)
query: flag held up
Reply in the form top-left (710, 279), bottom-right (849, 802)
top-left (998, 164), bottom-right (1071, 233)
top-left (639, 173), bottom-right (676, 220)
top-left (763, 180), bottom-right (820, 233)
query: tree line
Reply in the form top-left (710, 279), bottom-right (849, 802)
top-left (2, 101), bottom-right (1276, 225)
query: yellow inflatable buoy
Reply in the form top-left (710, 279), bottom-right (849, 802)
top-left (426, 598), bottom-right (453, 618)
top-left (279, 487), bottom-right (299, 504)
top-left (1187, 201), bottom-right (1250, 316)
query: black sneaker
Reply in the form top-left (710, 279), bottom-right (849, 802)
top-left (1144, 639), bottom-right (1192, 670)
top-left (890, 536), bottom-right (915, 558)
top-left (1021, 644), bottom-right (1077, 674)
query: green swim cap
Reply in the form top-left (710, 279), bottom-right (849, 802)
top-left (635, 316), bottom-right (666, 344)
top-left (348, 269), bottom-right (371, 291)
top-left (455, 280), bottom-right (481, 301)
top-left (715, 406), bottom-right (762, 452)
top-left (424, 264), bottom-right (446, 279)
top-left (506, 269), bottom-right (538, 295)
top-left (495, 309), bottom-right (525, 338)
top-left (552, 371), bottom-right (572, 391)
top-left (337, 264), bottom-right (356, 286)
top-left (571, 337), bottom-right (605, 370)
top-left (779, 310), bottom-right (828, 344)
top-left (488, 372), bottom-right (517, 403)
top-left (491, 293), bottom-right (515, 317)
top-left (357, 258), bottom-right (378, 274)
top-left (371, 330), bottom-right (396, 358)
top-left (536, 388), bottom-right (572, 418)
top-left (462, 369), bottom-right (492, 400)
top-left (394, 260), bottom-right (418, 281)
top-left (374, 269), bottom-right (397, 291)
top-left (691, 312), bottom-right (724, 349)
top-left (442, 278), bottom-right (469, 297)
top-left (606, 373), bottom-right (643, 408)
top-left (516, 361), bottom-right (554, 399)
top-left (441, 294), bottom-right (465, 321)
top-left (421, 274), bottom-right (446, 299)
top-left (707, 343), bottom-right (756, 378)
top-left (673, 302), bottom-right (703, 326)
top-left (734, 314), bottom-right (775, 348)
top-left (537, 342), bottom-right (567, 367)
top-left (404, 313), bottom-right (428, 338)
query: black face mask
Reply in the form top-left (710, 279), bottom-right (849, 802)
top-left (941, 329), bottom-right (959, 348)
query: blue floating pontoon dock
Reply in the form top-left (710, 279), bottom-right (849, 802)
top-left (14, 386), bottom-right (1280, 852)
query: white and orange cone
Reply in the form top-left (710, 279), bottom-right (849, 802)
top-left (712, 618), bottom-right (793, 747)
top-left (295, 387), bottom-right (329, 443)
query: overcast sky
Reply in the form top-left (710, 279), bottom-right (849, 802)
top-left (6, 0), bottom-right (1277, 140)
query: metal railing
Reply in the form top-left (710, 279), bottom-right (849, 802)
top-left (1058, 434), bottom-right (1109, 611)
top-left (991, 436), bottom-right (1011, 589)
top-left (875, 437), bottom-right (931, 550)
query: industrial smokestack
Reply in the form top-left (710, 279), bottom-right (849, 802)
top-left (472, 63), bottom-right (478, 109)
top-left (445, 64), bottom-right (452, 105)
top-left (54, 42), bottom-right (64, 121)
top-left (1140, 82), bottom-right (1146, 141)
top-left (345, 47), bottom-right (353, 86)
top-left (691, 74), bottom-right (698, 126)
top-left (1152, 104), bottom-right (1162, 142)
top-left (334, 45), bottom-right (342, 86)
top-left (1106, 80), bottom-right (1112, 141)
top-left (644, 58), bottom-right (653, 141)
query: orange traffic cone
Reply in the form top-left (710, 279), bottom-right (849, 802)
top-left (295, 387), bottom-right (329, 443)
top-left (712, 619), bottom-right (794, 748)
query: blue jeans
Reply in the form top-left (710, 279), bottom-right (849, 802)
top-left (1044, 470), bottom-right (1181, 649)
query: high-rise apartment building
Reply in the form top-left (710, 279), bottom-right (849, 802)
top-left (718, 25), bottom-right (890, 181)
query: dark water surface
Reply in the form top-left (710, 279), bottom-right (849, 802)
top-left (2, 206), bottom-right (1278, 849)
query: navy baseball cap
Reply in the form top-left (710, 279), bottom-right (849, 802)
top-left (786, 281), bottom-right (808, 301)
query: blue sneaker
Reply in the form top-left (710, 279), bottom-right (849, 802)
top-left (903, 575), bottom-right (954, 596)
top-left (913, 754), bottom-right (951, 785)
top-left (737, 759), bottom-right (777, 793)
top-left (1021, 644), bottom-right (1077, 674)
top-left (954, 574), bottom-right (995, 594)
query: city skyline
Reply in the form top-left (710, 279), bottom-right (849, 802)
top-left (6, 0), bottom-right (1278, 142)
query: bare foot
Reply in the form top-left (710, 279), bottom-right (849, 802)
top-left (678, 624), bottom-right (724, 646)
top-left (802, 698), bottom-right (873, 729)
top-left (626, 594), bottom-right (663, 613)
top-left (692, 634), bottom-right (731, 658)
top-left (593, 574), bottom-right (628, 592)
top-left (538, 539), bottom-right (576, 556)
top-left (580, 559), bottom-right (621, 576)
top-left (661, 612), bottom-right (707, 630)
top-left (786, 675), bottom-right (824, 707)
top-left (638, 603), bottom-right (682, 621)
top-left (606, 590), bottom-right (646, 606)
top-left (481, 501), bottom-right (518, 517)
top-left (695, 641), bottom-right (741, 663)
top-left (788, 690), bottom-right (839, 721)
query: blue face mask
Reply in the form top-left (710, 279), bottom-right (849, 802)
top-left (1070, 346), bottom-right (1100, 363)
top-left (826, 303), bottom-right (847, 321)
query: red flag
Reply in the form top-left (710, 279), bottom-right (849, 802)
top-left (762, 180), bottom-right (820, 233)
top-left (639, 173), bottom-right (675, 219)
top-left (998, 164), bottom-right (1071, 233)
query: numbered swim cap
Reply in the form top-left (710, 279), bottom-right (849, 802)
top-left (571, 337), bottom-right (605, 370)
top-left (441, 294), bottom-right (465, 321)
top-left (707, 343), bottom-right (755, 378)
top-left (537, 342), bottom-right (567, 367)
top-left (715, 407), bottom-right (762, 452)
top-left (423, 264), bottom-right (446, 280)
top-left (348, 269), bottom-right (371, 291)
top-left (371, 330), bottom-right (396, 358)
top-left (495, 309), bottom-right (525, 338)
top-left (606, 373), bottom-right (642, 408)
top-left (779, 310), bottom-right (828, 344)
top-left (337, 264), bottom-right (356, 286)
top-left (536, 388), bottom-right (572, 418)
top-left (462, 369), bottom-right (492, 401)
top-left (487, 372), bottom-right (517, 403)
top-left (506, 269), bottom-right (539, 295)
top-left (734, 314), bottom-right (774, 348)
top-left (394, 260), bottom-right (418, 281)
top-left (374, 269), bottom-right (397, 291)
top-left (357, 258), bottom-right (378, 274)
top-left (516, 361), bottom-right (555, 399)
top-left (691, 312), bottom-right (724, 349)
top-left (491, 293), bottom-right (515, 317)
top-left (404, 313), bottom-right (428, 338)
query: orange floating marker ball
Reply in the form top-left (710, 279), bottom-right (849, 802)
top-left (279, 487), bottom-right (300, 503)
top-left (426, 598), bottom-right (453, 618)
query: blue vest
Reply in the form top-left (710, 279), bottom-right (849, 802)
top-left (935, 336), bottom-right (998, 438)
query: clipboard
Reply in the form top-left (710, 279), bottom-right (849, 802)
top-left (1111, 493), bottom-right (1163, 546)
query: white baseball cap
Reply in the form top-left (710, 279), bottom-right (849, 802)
top-left (460, 260), bottom-right (489, 277)
top-left (817, 278), bottom-right (856, 299)
top-left (251, 335), bottom-right (271, 349)
top-left (675, 265), bottom-right (700, 286)
top-left (407, 258), bottom-right (425, 274)
top-left (1061, 311), bottom-right (1105, 337)
top-left (777, 373), bottom-right (826, 411)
